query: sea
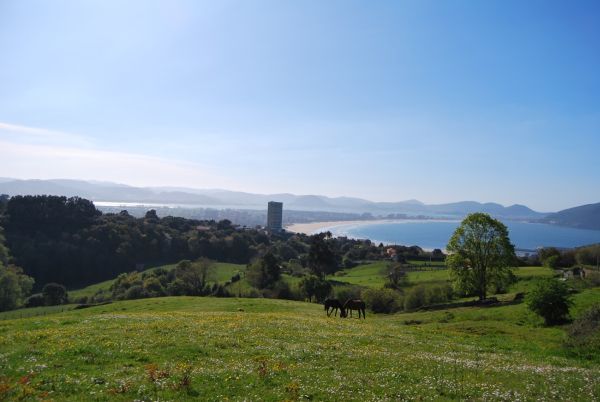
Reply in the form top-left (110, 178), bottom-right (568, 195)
top-left (313, 220), bottom-right (600, 253)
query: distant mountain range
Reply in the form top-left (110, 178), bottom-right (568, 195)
top-left (0, 178), bottom-right (556, 221)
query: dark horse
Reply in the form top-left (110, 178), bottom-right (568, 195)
top-left (342, 299), bottom-right (366, 319)
top-left (323, 298), bottom-right (344, 317)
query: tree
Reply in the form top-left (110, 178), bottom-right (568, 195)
top-left (172, 258), bottom-right (215, 295)
top-left (384, 262), bottom-right (408, 290)
top-left (538, 247), bottom-right (561, 268)
top-left (42, 282), bottom-right (68, 305)
top-left (575, 244), bottom-right (600, 269)
top-left (446, 213), bottom-right (516, 301)
top-left (299, 275), bottom-right (332, 302)
top-left (432, 248), bottom-right (444, 259)
top-left (526, 279), bottom-right (572, 325)
top-left (307, 233), bottom-right (338, 277)
top-left (246, 252), bottom-right (280, 289)
top-left (0, 264), bottom-right (34, 311)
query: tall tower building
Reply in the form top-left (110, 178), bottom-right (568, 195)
top-left (267, 201), bottom-right (283, 231)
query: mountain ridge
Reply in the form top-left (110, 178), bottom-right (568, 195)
top-left (0, 178), bottom-right (556, 220)
top-left (540, 202), bottom-right (600, 231)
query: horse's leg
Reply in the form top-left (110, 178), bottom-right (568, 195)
top-left (334, 307), bottom-right (338, 317)
top-left (362, 308), bottom-right (366, 319)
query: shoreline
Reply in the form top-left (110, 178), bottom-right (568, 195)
top-left (285, 219), bottom-right (395, 235)
top-left (285, 219), bottom-right (438, 251)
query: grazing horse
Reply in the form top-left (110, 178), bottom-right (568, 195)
top-left (342, 299), bottom-right (366, 319)
top-left (323, 298), bottom-right (344, 317)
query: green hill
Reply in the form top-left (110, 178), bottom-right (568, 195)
top-left (0, 294), bottom-right (598, 400)
top-left (68, 262), bottom-right (246, 301)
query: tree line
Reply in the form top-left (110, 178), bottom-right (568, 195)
top-left (0, 195), bottom-right (434, 311)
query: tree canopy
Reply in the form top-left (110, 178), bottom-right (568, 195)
top-left (307, 233), bottom-right (338, 277)
top-left (526, 278), bottom-right (572, 325)
top-left (446, 213), bottom-right (516, 300)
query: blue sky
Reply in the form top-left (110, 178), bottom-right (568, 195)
top-left (0, 0), bottom-right (599, 211)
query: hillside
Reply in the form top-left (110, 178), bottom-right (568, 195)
top-left (541, 202), bottom-right (600, 231)
top-left (0, 295), bottom-right (598, 401)
top-left (0, 178), bottom-right (546, 219)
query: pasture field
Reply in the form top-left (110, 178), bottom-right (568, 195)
top-left (331, 263), bottom-right (557, 293)
top-left (1, 293), bottom-right (599, 401)
top-left (329, 261), bottom-right (388, 287)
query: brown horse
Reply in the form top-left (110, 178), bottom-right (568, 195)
top-left (342, 299), bottom-right (366, 319)
top-left (324, 298), bottom-right (344, 317)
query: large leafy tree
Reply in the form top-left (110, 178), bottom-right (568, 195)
top-left (0, 264), bottom-right (35, 311)
top-left (446, 213), bottom-right (516, 301)
top-left (307, 232), bottom-right (338, 277)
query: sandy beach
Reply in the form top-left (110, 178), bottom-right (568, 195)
top-left (285, 219), bottom-right (392, 234)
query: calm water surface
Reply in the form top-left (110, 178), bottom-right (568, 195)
top-left (319, 220), bottom-right (600, 251)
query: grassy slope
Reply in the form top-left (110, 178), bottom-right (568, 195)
top-left (330, 262), bottom-right (557, 292)
top-left (329, 261), bottom-right (388, 287)
top-left (0, 295), bottom-right (599, 401)
top-left (68, 262), bottom-right (246, 301)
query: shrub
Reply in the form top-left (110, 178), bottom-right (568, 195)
top-left (167, 279), bottom-right (188, 296)
top-left (42, 283), bottom-right (68, 305)
top-left (585, 270), bottom-right (600, 286)
top-left (565, 304), bottom-right (600, 359)
top-left (244, 288), bottom-right (262, 298)
top-left (342, 257), bottom-right (356, 269)
top-left (526, 279), bottom-right (572, 325)
top-left (404, 285), bottom-right (427, 311)
top-left (124, 285), bottom-right (146, 300)
top-left (333, 286), bottom-right (362, 303)
top-left (24, 294), bottom-right (45, 308)
top-left (425, 284), bottom-right (454, 305)
top-left (211, 284), bottom-right (230, 297)
top-left (490, 270), bottom-right (517, 294)
top-left (299, 275), bottom-right (332, 302)
top-left (261, 280), bottom-right (292, 299)
top-left (72, 295), bottom-right (89, 304)
top-left (362, 288), bottom-right (402, 314)
top-left (0, 264), bottom-right (34, 311)
top-left (143, 277), bottom-right (165, 298)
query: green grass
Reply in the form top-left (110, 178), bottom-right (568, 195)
top-left (212, 262), bottom-right (246, 282)
top-left (0, 304), bottom-right (79, 321)
top-left (328, 261), bottom-right (388, 287)
top-left (0, 294), bottom-right (598, 401)
top-left (331, 263), bottom-right (557, 294)
top-left (407, 259), bottom-right (446, 267)
top-left (330, 261), bottom-right (451, 290)
top-left (407, 269), bottom-right (451, 285)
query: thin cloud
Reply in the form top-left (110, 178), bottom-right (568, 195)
top-left (0, 140), bottom-right (239, 190)
top-left (0, 121), bottom-right (91, 146)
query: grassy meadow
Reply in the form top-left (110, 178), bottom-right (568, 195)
top-left (2, 261), bottom-right (598, 400)
top-left (1, 293), bottom-right (599, 401)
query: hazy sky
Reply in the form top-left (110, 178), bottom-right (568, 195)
top-left (1, 0), bottom-right (599, 211)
